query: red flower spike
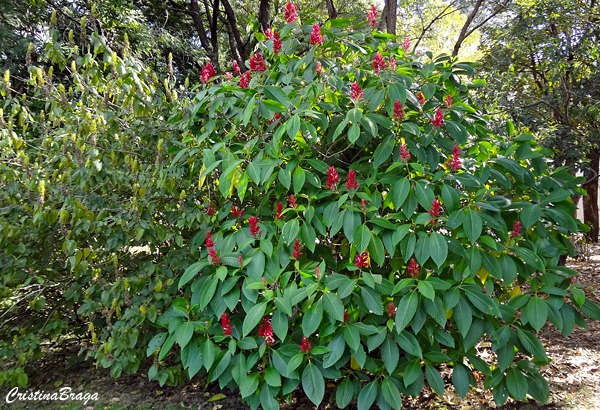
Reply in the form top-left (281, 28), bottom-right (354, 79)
top-left (289, 194), bottom-right (297, 208)
top-left (231, 206), bottom-right (243, 217)
top-left (315, 61), bottom-right (324, 74)
top-left (221, 313), bottom-right (233, 335)
top-left (314, 267), bottom-right (321, 279)
top-left (273, 32), bottom-right (282, 55)
top-left (345, 170), bottom-right (359, 190)
top-left (206, 202), bottom-right (216, 215)
top-left (344, 310), bottom-right (349, 322)
top-left (444, 94), bottom-right (452, 108)
top-left (233, 60), bottom-right (240, 74)
top-left (292, 238), bottom-right (303, 259)
top-left (209, 247), bottom-right (221, 265)
top-left (310, 24), bottom-right (323, 45)
top-left (205, 231), bottom-right (215, 248)
top-left (429, 199), bottom-right (442, 219)
top-left (284, 2), bottom-right (297, 23)
top-left (300, 336), bottom-right (312, 352)
top-left (445, 145), bottom-right (462, 172)
top-left (274, 202), bottom-right (285, 220)
top-left (249, 53), bottom-right (267, 72)
top-left (249, 217), bottom-right (262, 238)
top-left (350, 81), bottom-right (363, 102)
top-left (393, 99), bottom-right (404, 121)
top-left (367, 4), bottom-right (377, 26)
top-left (407, 258), bottom-right (419, 277)
top-left (354, 252), bottom-right (369, 268)
top-left (417, 91), bottom-right (426, 105)
top-left (373, 53), bottom-right (386, 74)
top-left (403, 37), bottom-right (411, 52)
top-left (400, 144), bottom-right (411, 162)
top-left (389, 58), bottom-right (397, 70)
top-left (239, 71), bottom-right (251, 88)
top-left (510, 221), bottom-right (523, 237)
top-left (201, 62), bottom-right (217, 84)
top-left (432, 108), bottom-right (444, 127)
top-left (361, 198), bottom-right (368, 211)
top-left (387, 302), bottom-right (396, 318)
top-left (269, 112), bottom-right (280, 125)
top-left (327, 166), bottom-right (339, 190)
top-left (258, 317), bottom-right (275, 345)
top-left (238, 255), bottom-right (243, 266)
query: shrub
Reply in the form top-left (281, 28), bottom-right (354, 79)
top-left (2, 10), bottom-right (600, 410)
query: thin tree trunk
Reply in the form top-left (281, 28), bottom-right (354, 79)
top-left (583, 150), bottom-right (600, 242)
top-left (386, 0), bottom-right (397, 35)
top-left (452, 0), bottom-right (484, 56)
top-left (259, 0), bottom-right (270, 33)
top-left (221, 0), bottom-right (248, 61)
top-left (325, 0), bottom-right (337, 19)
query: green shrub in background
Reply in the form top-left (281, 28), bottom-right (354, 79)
top-left (2, 7), bottom-right (600, 410)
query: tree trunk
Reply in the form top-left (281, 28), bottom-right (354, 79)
top-left (583, 150), bottom-right (600, 242)
top-left (452, 0), bottom-right (484, 56)
top-left (325, 0), bottom-right (337, 20)
top-left (386, 0), bottom-right (397, 35)
top-left (258, 0), bottom-right (270, 33)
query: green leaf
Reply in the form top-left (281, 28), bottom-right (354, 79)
top-left (323, 334), bottom-right (346, 368)
top-left (381, 336), bottom-right (399, 375)
top-left (463, 209), bottom-right (482, 243)
top-left (368, 234), bottom-right (385, 267)
top-left (240, 372), bottom-right (260, 398)
top-left (263, 85), bottom-right (291, 108)
top-left (425, 363), bottom-right (445, 397)
top-left (278, 168), bottom-right (291, 189)
top-left (506, 368), bottom-right (527, 401)
top-left (512, 246), bottom-right (545, 272)
top-left (452, 364), bottom-right (470, 398)
top-left (523, 296), bottom-right (548, 332)
top-left (527, 373), bottom-right (550, 403)
top-left (354, 225), bottom-right (372, 254)
top-left (521, 204), bottom-right (541, 229)
top-left (361, 286), bottom-right (383, 315)
top-left (516, 328), bottom-right (548, 362)
top-left (343, 325), bottom-right (361, 352)
top-left (357, 381), bottom-right (378, 410)
top-left (147, 333), bottom-right (167, 357)
top-left (415, 234), bottom-right (430, 266)
top-left (344, 210), bottom-right (361, 244)
top-left (444, 120), bottom-right (468, 144)
top-left (336, 377), bottom-right (354, 409)
top-left (286, 353), bottom-right (304, 375)
top-left (282, 219), bottom-right (300, 245)
top-left (323, 292), bottom-right (345, 322)
top-left (392, 178), bottom-right (410, 210)
top-left (175, 321), bottom-right (194, 349)
top-left (396, 330), bottom-right (422, 358)
top-left (403, 357), bottom-right (422, 387)
top-left (302, 363), bottom-right (325, 407)
top-left (395, 291), bottom-right (419, 331)
top-left (348, 123), bottom-right (360, 143)
top-left (179, 261), bottom-right (209, 289)
top-left (293, 166), bottom-right (306, 194)
top-left (417, 280), bottom-right (435, 301)
top-left (373, 136), bottom-right (394, 168)
top-left (428, 232), bottom-right (448, 268)
top-left (381, 379), bottom-right (402, 410)
top-left (286, 114), bottom-right (301, 139)
top-left (441, 184), bottom-right (460, 213)
top-left (302, 297), bottom-right (323, 336)
top-left (272, 310), bottom-right (288, 342)
top-left (453, 297), bottom-right (473, 337)
top-left (242, 302), bottom-right (267, 336)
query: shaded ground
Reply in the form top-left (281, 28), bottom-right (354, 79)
top-left (2, 245), bottom-right (600, 410)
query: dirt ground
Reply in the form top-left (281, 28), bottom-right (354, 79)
top-left (2, 245), bottom-right (600, 410)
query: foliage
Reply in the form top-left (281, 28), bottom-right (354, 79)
top-left (2, 10), bottom-right (600, 410)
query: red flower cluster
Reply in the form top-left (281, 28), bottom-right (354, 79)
top-left (300, 336), bottom-right (312, 352)
top-left (205, 231), bottom-right (215, 248)
top-left (361, 198), bottom-right (368, 211)
top-left (350, 81), bottom-right (363, 102)
top-left (445, 145), bottom-right (462, 172)
top-left (429, 199), bottom-right (442, 219)
top-left (310, 24), bottom-right (323, 45)
top-left (233, 60), bottom-right (240, 74)
top-left (346, 170), bottom-right (359, 190)
top-left (315, 61), bottom-right (324, 74)
top-left (314, 267), bottom-right (321, 279)
top-left (367, 4), bottom-right (377, 26)
top-left (209, 246), bottom-right (221, 265)
top-left (407, 258), bottom-right (419, 277)
top-left (239, 71), bottom-right (251, 88)
top-left (344, 310), bottom-right (349, 322)
top-left (284, 2), bottom-right (297, 23)
top-left (269, 112), bottom-right (280, 124)
top-left (225, 72), bottom-right (233, 79)
top-left (258, 317), bottom-right (275, 345)
top-left (510, 221), bottom-right (523, 237)
top-left (221, 313), bottom-right (233, 335)
top-left (274, 202), bottom-right (285, 220)
top-left (249, 216), bottom-right (262, 237)
top-left (249, 53), bottom-right (267, 72)
top-left (393, 99), bottom-right (404, 121)
top-left (355, 252), bottom-right (369, 268)
top-left (266, 29), bottom-right (282, 55)
top-left (289, 194), bottom-right (297, 208)
top-left (389, 57), bottom-right (397, 70)
top-left (373, 53), bottom-right (386, 73)
top-left (327, 166), bottom-right (339, 190)
top-left (400, 144), bottom-right (411, 162)
top-left (206, 202), bottom-right (216, 215)
top-left (417, 91), bottom-right (426, 105)
top-left (238, 255), bottom-right (243, 266)
top-left (444, 94), bottom-right (453, 108)
top-left (387, 302), bottom-right (396, 318)
top-left (231, 205), bottom-right (243, 217)
top-left (432, 108), bottom-right (444, 127)
top-left (292, 238), bottom-right (303, 259)
top-left (201, 62), bottom-right (216, 84)
top-left (403, 37), bottom-right (411, 52)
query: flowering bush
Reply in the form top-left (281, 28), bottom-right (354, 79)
top-left (2, 9), bottom-right (600, 410)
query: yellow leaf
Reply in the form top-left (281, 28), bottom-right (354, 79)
top-left (350, 356), bottom-right (360, 370)
top-left (445, 308), bottom-right (453, 319)
top-left (228, 168), bottom-right (241, 197)
top-left (327, 383), bottom-right (336, 388)
top-left (509, 286), bottom-right (521, 300)
top-left (477, 267), bottom-right (489, 284)
top-left (198, 164), bottom-right (207, 189)
top-left (139, 305), bottom-right (146, 314)
top-left (208, 393), bottom-right (226, 402)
